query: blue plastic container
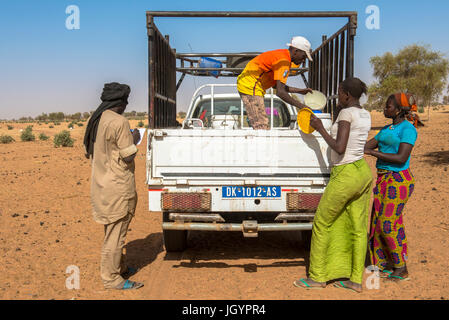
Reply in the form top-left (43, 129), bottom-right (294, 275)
top-left (199, 57), bottom-right (222, 78)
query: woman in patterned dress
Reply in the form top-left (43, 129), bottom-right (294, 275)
top-left (364, 93), bottom-right (418, 281)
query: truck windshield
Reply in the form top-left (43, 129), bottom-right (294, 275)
top-left (191, 98), bottom-right (291, 128)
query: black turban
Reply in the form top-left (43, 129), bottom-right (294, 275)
top-left (83, 82), bottom-right (130, 158)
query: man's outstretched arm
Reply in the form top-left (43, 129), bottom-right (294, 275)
top-left (275, 81), bottom-right (309, 110)
top-left (284, 85), bottom-right (313, 95)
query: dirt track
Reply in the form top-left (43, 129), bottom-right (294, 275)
top-left (1, 108), bottom-right (449, 300)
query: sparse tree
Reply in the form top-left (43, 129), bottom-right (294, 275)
top-left (71, 112), bottom-right (81, 121)
top-left (443, 95), bottom-right (449, 105)
top-left (124, 110), bottom-right (137, 118)
top-left (49, 112), bottom-right (65, 121)
top-left (367, 44), bottom-right (449, 110)
top-left (36, 113), bottom-right (48, 121)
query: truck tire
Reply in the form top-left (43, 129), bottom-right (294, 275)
top-left (162, 212), bottom-right (187, 252)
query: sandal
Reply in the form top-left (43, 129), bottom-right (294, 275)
top-left (379, 269), bottom-right (393, 278)
top-left (333, 281), bottom-right (361, 293)
top-left (115, 279), bottom-right (144, 290)
top-left (293, 278), bottom-right (325, 290)
top-left (387, 274), bottom-right (410, 282)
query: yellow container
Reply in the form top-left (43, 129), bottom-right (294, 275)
top-left (297, 108), bottom-right (315, 134)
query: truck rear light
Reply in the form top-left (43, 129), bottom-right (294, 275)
top-left (286, 193), bottom-right (322, 211)
top-left (161, 192), bottom-right (211, 212)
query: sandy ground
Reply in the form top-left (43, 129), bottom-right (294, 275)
top-left (1, 107), bottom-right (448, 300)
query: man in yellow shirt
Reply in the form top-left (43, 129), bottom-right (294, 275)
top-left (237, 36), bottom-right (314, 129)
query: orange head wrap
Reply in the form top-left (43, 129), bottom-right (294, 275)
top-left (393, 92), bottom-right (418, 112)
top-left (393, 92), bottom-right (420, 127)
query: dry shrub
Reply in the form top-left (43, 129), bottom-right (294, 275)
top-left (39, 133), bottom-right (49, 141)
top-left (54, 130), bottom-right (74, 147)
top-left (0, 135), bottom-right (15, 144)
top-left (21, 126), bottom-right (35, 142)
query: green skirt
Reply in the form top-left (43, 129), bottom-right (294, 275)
top-left (308, 158), bottom-right (373, 284)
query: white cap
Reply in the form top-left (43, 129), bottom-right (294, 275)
top-left (287, 36), bottom-right (313, 61)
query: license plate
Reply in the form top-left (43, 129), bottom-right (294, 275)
top-left (222, 186), bottom-right (281, 198)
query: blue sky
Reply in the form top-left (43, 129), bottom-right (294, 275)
top-left (1, 0), bottom-right (448, 119)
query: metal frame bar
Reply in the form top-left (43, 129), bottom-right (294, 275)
top-left (176, 53), bottom-right (308, 78)
top-left (177, 67), bottom-right (308, 72)
top-left (177, 53), bottom-right (260, 57)
top-left (147, 11), bottom-right (357, 18)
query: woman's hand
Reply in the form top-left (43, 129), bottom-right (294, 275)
top-left (364, 138), bottom-right (378, 156)
top-left (310, 115), bottom-right (324, 132)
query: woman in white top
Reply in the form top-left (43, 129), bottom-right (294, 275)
top-left (294, 78), bottom-right (373, 293)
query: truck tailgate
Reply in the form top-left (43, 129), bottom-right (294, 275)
top-left (148, 129), bottom-right (331, 185)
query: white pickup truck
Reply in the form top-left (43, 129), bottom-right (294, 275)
top-left (147, 84), bottom-right (332, 251)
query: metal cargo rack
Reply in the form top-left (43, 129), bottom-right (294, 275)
top-left (147, 11), bottom-right (358, 128)
top-left (175, 53), bottom-right (309, 85)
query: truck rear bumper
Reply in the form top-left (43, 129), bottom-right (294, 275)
top-left (162, 221), bottom-right (313, 236)
top-left (163, 212), bottom-right (314, 237)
